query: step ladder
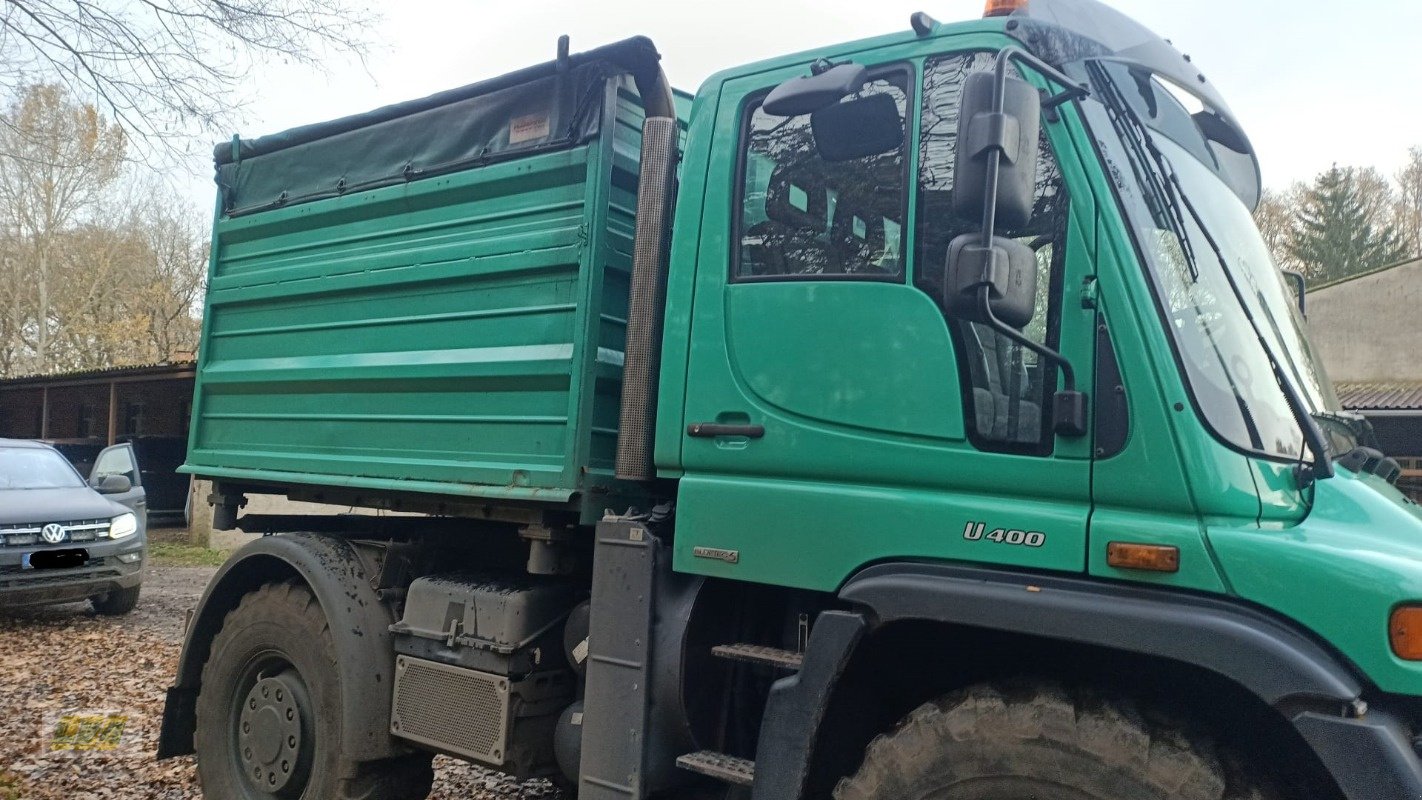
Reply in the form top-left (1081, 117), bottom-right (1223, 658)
top-left (673, 641), bottom-right (805, 789)
top-left (710, 643), bottom-right (804, 671)
top-left (676, 751), bottom-right (756, 787)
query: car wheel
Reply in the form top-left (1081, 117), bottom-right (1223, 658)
top-left (195, 581), bottom-right (433, 800)
top-left (91, 584), bottom-right (141, 616)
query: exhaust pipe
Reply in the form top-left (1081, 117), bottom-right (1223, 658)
top-left (615, 65), bottom-right (678, 482)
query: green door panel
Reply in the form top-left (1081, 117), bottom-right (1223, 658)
top-left (726, 282), bottom-right (964, 440)
top-left (677, 473), bottom-right (1088, 591)
top-left (675, 37), bottom-right (1095, 591)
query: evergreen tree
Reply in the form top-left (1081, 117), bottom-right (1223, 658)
top-left (1285, 164), bottom-right (1410, 284)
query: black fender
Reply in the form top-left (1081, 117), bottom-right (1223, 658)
top-left (842, 562), bottom-right (1361, 705)
top-left (752, 562), bottom-right (1422, 800)
top-left (157, 532), bottom-right (402, 762)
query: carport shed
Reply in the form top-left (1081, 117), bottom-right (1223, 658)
top-left (1335, 382), bottom-right (1422, 499)
top-left (0, 361), bottom-right (197, 523)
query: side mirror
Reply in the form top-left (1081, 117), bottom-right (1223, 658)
top-left (944, 234), bottom-right (1037, 329)
top-left (96, 474), bottom-right (131, 494)
top-left (952, 70), bottom-right (1041, 230)
top-left (944, 232), bottom-right (1087, 438)
top-left (763, 62), bottom-right (868, 117)
top-left (810, 93), bottom-right (903, 162)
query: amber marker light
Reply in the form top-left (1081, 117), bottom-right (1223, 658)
top-left (1389, 606), bottom-right (1422, 660)
top-left (984, 0), bottom-right (1027, 17)
top-left (1106, 542), bottom-right (1180, 573)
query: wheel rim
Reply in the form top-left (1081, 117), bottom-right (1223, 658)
top-left (229, 654), bottom-right (315, 798)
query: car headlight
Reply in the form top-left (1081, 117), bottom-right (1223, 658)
top-left (108, 512), bottom-right (138, 539)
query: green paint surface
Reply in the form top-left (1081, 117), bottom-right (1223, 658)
top-left (183, 16), bottom-right (1422, 700)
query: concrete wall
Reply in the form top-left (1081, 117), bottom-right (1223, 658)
top-left (1308, 259), bottom-right (1422, 383)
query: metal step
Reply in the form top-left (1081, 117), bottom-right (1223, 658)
top-left (676, 750), bottom-right (756, 787)
top-left (712, 643), bottom-right (804, 670)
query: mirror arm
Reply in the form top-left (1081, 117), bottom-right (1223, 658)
top-left (977, 286), bottom-right (1075, 392)
top-left (966, 47), bottom-right (1092, 438)
top-left (978, 47), bottom-right (1090, 251)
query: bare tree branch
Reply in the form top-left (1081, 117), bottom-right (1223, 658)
top-left (0, 0), bottom-right (377, 164)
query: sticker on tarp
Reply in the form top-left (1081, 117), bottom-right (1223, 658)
top-left (509, 113), bottom-right (551, 144)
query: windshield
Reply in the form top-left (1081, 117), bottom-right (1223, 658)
top-left (1083, 65), bottom-right (1346, 460)
top-left (0, 446), bottom-right (86, 489)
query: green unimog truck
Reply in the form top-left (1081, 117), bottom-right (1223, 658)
top-left (158, 1), bottom-right (1422, 798)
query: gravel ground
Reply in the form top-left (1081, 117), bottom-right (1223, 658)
top-left (0, 564), bottom-right (560, 799)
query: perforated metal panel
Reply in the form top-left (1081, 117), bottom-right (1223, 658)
top-left (391, 656), bottom-right (510, 765)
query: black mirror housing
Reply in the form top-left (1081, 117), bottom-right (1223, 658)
top-left (944, 234), bottom-right (1037, 330)
top-left (96, 474), bottom-right (132, 494)
top-left (810, 93), bottom-right (903, 162)
top-left (952, 70), bottom-right (1041, 230)
top-left (763, 62), bottom-right (868, 117)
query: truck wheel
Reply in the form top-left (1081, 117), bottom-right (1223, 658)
top-left (195, 581), bottom-right (433, 800)
top-left (91, 584), bottom-right (141, 616)
top-left (833, 683), bottom-right (1273, 800)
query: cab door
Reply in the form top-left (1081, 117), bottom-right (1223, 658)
top-left (672, 46), bottom-right (1099, 591)
top-left (90, 443), bottom-right (148, 525)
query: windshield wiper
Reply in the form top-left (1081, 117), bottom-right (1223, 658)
top-left (1089, 62), bottom-right (1334, 484)
top-left (1093, 68), bottom-right (1200, 283)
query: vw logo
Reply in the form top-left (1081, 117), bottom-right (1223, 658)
top-left (40, 523), bottom-right (66, 544)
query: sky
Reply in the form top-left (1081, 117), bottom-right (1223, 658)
top-left (181, 0), bottom-right (1422, 204)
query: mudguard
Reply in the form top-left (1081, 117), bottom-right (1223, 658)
top-left (753, 562), bottom-right (1411, 800)
top-left (157, 532), bottom-right (402, 762)
top-left (841, 562), bottom-right (1361, 705)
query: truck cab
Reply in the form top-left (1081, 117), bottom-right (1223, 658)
top-left (161, 2), bottom-right (1422, 799)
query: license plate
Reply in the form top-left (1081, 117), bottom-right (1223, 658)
top-left (24, 549), bottom-right (87, 570)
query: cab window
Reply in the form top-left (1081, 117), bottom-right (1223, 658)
top-left (915, 51), bottom-right (1071, 454)
top-left (735, 69), bottom-right (909, 280)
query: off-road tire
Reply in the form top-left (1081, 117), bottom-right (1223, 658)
top-left (834, 683), bottom-right (1274, 800)
top-left (91, 584), bottom-right (141, 616)
top-left (195, 581), bottom-right (434, 800)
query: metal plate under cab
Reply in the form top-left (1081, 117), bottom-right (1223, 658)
top-left (692, 546), bottom-right (739, 564)
top-left (391, 655), bottom-right (510, 765)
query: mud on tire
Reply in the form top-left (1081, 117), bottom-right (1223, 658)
top-left (833, 682), bottom-right (1275, 800)
top-left (194, 581), bottom-right (433, 800)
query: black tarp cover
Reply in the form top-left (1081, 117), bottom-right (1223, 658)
top-left (216, 60), bottom-right (615, 216)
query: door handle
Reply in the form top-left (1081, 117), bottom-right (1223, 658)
top-left (687, 423), bottom-right (765, 439)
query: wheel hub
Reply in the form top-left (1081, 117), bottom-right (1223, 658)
top-left (238, 674), bottom-right (305, 793)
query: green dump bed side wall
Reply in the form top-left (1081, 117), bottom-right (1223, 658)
top-left (184, 80), bottom-right (646, 510)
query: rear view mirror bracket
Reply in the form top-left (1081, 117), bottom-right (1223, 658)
top-left (972, 47), bottom-right (1087, 247)
top-left (974, 283), bottom-right (1087, 439)
top-left (763, 61), bottom-right (870, 117)
top-left (1041, 83), bottom-right (1087, 123)
top-left (956, 47), bottom-right (1090, 438)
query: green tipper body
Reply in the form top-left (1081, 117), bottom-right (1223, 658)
top-left (186, 77), bottom-right (659, 518)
